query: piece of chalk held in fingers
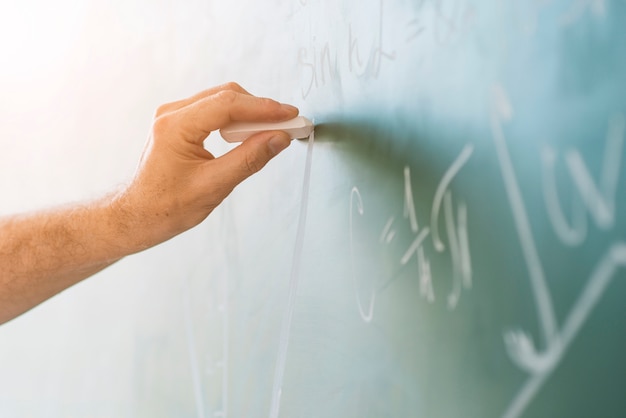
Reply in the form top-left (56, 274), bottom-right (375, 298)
top-left (220, 116), bottom-right (314, 143)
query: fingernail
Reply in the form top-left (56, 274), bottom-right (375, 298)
top-left (269, 135), bottom-right (291, 156)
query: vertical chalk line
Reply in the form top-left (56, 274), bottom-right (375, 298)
top-left (220, 271), bottom-right (229, 418)
top-left (494, 85), bottom-right (624, 418)
top-left (403, 166), bottom-right (419, 233)
top-left (457, 202), bottom-right (472, 288)
top-left (350, 187), bottom-right (376, 323)
top-left (269, 131), bottom-right (315, 418)
top-left (430, 144), bottom-right (474, 252)
top-left (417, 246), bottom-right (435, 302)
top-left (541, 146), bottom-right (588, 246)
top-left (444, 191), bottom-right (462, 310)
top-left (183, 280), bottom-right (207, 418)
top-left (490, 87), bottom-right (559, 347)
top-left (564, 113), bottom-right (624, 230)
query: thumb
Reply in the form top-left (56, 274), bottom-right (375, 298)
top-left (213, 130), bottom-right (292, 189)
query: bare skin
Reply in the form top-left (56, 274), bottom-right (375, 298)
top-left (0, 82), bottom-right (299, 324)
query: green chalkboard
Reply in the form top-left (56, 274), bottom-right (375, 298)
top-left (203, 1), bottom-right (626, 417)
top-left (0, 1), bottom-right (624, 417)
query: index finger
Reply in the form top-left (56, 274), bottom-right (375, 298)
top-left (155, 82), bottom-right (252, 117)
top-left (164, 90), bottom-right (299, 145)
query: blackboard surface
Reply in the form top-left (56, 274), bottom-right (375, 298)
top-left (0, 1), bottom-right (624, 417)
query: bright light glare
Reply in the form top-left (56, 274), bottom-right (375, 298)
top-left (0, 1), bottom-right (86, 83)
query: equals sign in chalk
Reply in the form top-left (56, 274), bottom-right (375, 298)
top-left (220, 116), bottom-right (314, 143)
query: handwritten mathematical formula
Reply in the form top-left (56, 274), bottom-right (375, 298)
top-left (350, 144), bottom-right (475, 322)
top-left (180, 2), bottom-right (620, 417)
top-left (297, 0), bottom-right (602, 100)
top-left (297, 0), bottom-right (476, 99)
top-left (492, 84), bottom-right (626, 418)
top-left (347, 86), bottom-right (624, 417)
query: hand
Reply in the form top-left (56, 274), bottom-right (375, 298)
top-left (114, 82), bottom-right (299, 252)
top-left (0, 82), bottom-right (299, 323)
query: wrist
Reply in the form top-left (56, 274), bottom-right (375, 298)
top-left (106, 188), bottom-right (173, 255)
top-left (107, 174), bottom-right (205, 256)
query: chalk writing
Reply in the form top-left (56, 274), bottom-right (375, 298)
top-left (350, 187), bottom-right (376, 323)
top-left (432, 0), bottom-right (476, 46)
top-left (349, 145), bottom-right (474, 322)
top-left (298, 0), bottom-right (396, 99)
top-left (269, 132), bottom-right (315, 418)
top-left (404, 166), bottom-right (419, 233)
top-left (406, 17), bottom-right (425, 44)
top-left (566, 114), bottom-right (625, 230)
top-left (431, 144), bottom-right (474, 252)
top-left (540, 146), bottom-right (588, 246)
top-left (297, 0), bottom-right (477, 98)
top-left (350, 0), bottom-right (397, 78)
top-left (491, 84), bottom-right (626, 418)
top-left (380, 216), bottom-right (397, 244)
top-left (542, 113), bottom-right (625, 247)
top-left (217, 282), bottom-right (229, 418)
top-left (183, 280), bottom-right (206, 418)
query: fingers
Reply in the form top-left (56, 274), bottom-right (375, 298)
top-left (155, 82), bottom-right (252, 117)
top-left (149, 82), bottom-right (299, 205)
top-left (159, 90), bottom-right (299, 145)
top-left (209, 130), bottom-right (292, 192)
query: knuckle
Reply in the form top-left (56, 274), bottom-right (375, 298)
top-left (243, 152), bottom-right (264, 174)
top-left (214, 89), bottom-right (238, 105)
top-left (259, 97), bottom-right (281, 114)
top-left (152, 113), bottom-right (174, 135)
top-left (154, 102), bottom-right (174, 118)
top-left (222, 81), bottom-right (242, 92)
top-left (260, 97), bottom-right (277, 107)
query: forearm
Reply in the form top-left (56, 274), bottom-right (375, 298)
top-left (0, 194), bottom-right (133, 324)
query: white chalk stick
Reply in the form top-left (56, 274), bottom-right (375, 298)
top-left (220, 116), bottom-right (314, 143)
